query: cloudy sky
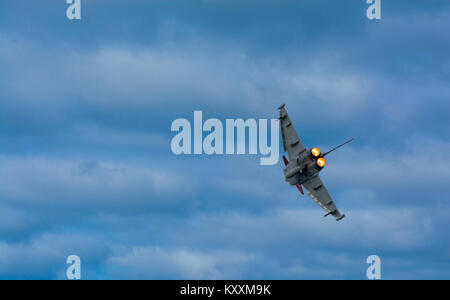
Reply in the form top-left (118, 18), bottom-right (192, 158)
top-left (1, 0), bottom-right (449, 279)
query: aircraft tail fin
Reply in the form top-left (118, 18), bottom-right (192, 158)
top-left (296, 184), bottom-right (304, 195)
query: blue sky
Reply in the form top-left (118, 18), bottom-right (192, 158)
top-left (0, 0), bottom-right (449, 279)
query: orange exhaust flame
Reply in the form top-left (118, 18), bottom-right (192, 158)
top-left (311, 147), bottom-right (321, 157)
top-left (317, 157), bottom-right (326, 167)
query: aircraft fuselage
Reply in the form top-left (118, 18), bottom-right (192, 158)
top-left (283, 148), bottom-right (321, 186)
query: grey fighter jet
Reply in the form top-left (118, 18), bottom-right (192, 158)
top-left (278, 104), bottom-right (353, 221)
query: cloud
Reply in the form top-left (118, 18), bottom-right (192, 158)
top-left (107, 246), bottom-right (255, 279)
top-left (1, 0), bottom-right (450, 279)
top-left (0, 155), bottom-right (199, 215)
top-left (0, 205), bottom-right (36, 239)
top-left (156, 206), bottom-right (442, 254)
top-left (1, 204), bottom-right (437, 279)
top-left (0, 233), bottom-right (109, 279)
top-left (92, 205), bottom-right (449, 279)
top-left (323, 137), bottom-right (450, 206)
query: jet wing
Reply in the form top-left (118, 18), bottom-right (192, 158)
top-left (302, 175), bottom-right (345, 221)
top-left (278, 104), bottom-right (306, 161)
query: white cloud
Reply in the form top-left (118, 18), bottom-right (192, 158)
top-left (324, 137), bottom-right (450, 200)
top-left (0, 155), bottom-right (198, 212)
top-left (0, 233), bottom-right (107, 279)
top-left (107, 246), bottom-right (255, 279)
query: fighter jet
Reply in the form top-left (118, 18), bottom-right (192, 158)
top-left (278, 104), bottom-right (353, 221)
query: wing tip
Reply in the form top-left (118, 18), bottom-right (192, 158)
top-left (336, 214), bottom-right (346, 221)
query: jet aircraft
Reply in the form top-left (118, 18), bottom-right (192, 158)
top-left (278, 104), bottom-right (353, 221)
